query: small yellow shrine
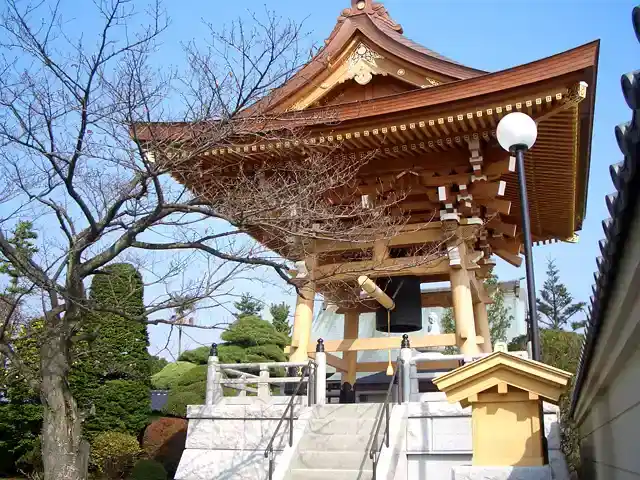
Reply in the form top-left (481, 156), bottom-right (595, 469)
top-left (434, 352), bottom-right (572, 467)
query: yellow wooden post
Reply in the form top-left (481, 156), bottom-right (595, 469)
top-left (290, 282), bottom-right (315, 362)
top-left (290, 255), bottom-right (316, 362)
top-left (448, 239), bottom-right (481, 355)
top-left (343, 310), bottom-right (359, 385)
top-left (473, 301), bottom-right (492, 353)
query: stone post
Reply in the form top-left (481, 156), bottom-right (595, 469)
top-left (315, 339), bottom-right (327, 405)
top-left (400, 334), bottom-right (412, 403)
top-left (258, 364), bottom-right (270, 399)
top-left (206, 343), bottom-right (222, 405)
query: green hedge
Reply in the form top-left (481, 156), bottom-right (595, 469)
top-left (161, 390), bottom-right (203, 418)
top-left (174, 364), bottom-right (207, 387)
top-left (151, 362), bottom-right (197, 390)
top-left (83, 379), bottom-right (151, 439)
top-left (178, 346), bottom-right (209, 365)
top-left (129, 459), bottom-right (167, 480)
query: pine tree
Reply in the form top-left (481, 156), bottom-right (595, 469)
top-left (537, 258), bottom-right (586, 330)
top-left (269, 302), bottom-right (291, 336)
top-left (218, 315), bottom-right (289, 364)
top-left (233, 293), bottom-right (263, 318)
top-left (0, 221), bottom-right (38, 296)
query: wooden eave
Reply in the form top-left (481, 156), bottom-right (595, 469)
top-left (243, 0), bottom-right (485, 116)
top-left (433, 351), bottom-right (572, 407)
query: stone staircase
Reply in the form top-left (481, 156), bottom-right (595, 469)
top-left (286, 403), bottom-right (383, 480)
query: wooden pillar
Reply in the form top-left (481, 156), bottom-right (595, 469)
top-left (290, 282), bottom-right (315, 362)
top-left (448, 238), bottom-right (481, 356)
top-left (473, 301), bottom-right (492, 353)
top-left (343, 310), bottom-right (359, 385)
top-left (290, 256), bottom-right (316, 362)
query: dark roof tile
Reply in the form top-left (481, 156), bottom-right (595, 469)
top-left (571, 5), bottom-right (640, 414)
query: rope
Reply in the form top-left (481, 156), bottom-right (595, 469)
top-left (386, 309), bottom-right (393, 376)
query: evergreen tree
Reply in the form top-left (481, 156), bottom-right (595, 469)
top-left (0, 318), bottom-right (44, 475)
top-left (485, 275), bottom-right (512, 345)
top-left (440, 274), bottom-right (513, 352)
top-left (233, 293), bottom-right (263, 318)
top-left (72, 263), bottom-right (151, 438)
top-left (269, 302), bottom-right (291, 336)
top-left (0, 221), bottom-right (38, 296)
top-left (537, 258), bottom-right (586, 330)
top-left (218, 315), bottom-right (288, 364)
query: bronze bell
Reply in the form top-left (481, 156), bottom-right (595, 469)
top-left (375, 275), bottom-right (423, 333)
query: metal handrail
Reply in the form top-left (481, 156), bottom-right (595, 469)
top-left (264, 360), bottom-right (315, 480)
top-left (369, 358), bottom-right (401, 480)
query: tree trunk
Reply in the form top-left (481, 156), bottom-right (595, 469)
top-left (40, 325), bottom-right (88, 480)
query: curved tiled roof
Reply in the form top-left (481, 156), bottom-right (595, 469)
top-left (571, 5), bottom-right (640, 413)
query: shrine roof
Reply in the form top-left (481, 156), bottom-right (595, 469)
top-left (433, 351), bottom-right (572, 407)
top-left (244, 0), bottom-right (486, 116)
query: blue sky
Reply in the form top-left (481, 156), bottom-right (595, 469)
top-left (134, 0), bottom-right (639, 356)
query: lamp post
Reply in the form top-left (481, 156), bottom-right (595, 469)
top-left (496, 112), bottom-right (541, 362)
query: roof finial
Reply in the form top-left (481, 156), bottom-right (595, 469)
top-left (351, 0), bottom-right (369, 10)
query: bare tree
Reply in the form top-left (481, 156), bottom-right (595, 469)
top-left (0, 0), bottom-right (450, 477)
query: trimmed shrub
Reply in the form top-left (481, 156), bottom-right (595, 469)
top-left (178, 346), bottom-right (209, 365)
top-left (174, 364), bottom-right (207, 387)
top-left (142, 418), bottom-right (188, 477)
top-left (182, 380), bottom-right (206, 397)
top-left (84, 379), bottom-right (151, 439)
top-left (149, 356), bottom-right (169, 375)
top-left (161, 390), bottom-right (202, 418)
top-left (151, 362), bottom-right (197, 390)
top-left (129, 459), bottom-right (167, 480)
top-left (90, 431), bottom-right (141, 474)
top-left (221, 315), bottom-right (288, 348)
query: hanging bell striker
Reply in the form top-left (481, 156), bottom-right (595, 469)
top-left (375, 275), bottom-right (423, 333)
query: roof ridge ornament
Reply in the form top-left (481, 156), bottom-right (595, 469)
top-left (340, 1), bottom-right (403, 34)
top-left (346, 43), bottom-right (384, 85)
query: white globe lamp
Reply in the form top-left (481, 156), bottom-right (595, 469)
top-left (495, 111), bottom-right (541, 362)
top-left (496, 112), bottom-right (538, 152)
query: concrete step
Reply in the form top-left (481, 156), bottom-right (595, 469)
top-left (312, 403), bottom-right (382, 419)
top-left (288, 468), bottom-right (373, 480)
top-left (292, 450), bottom-right (371, 471)
top-left (298, 433), bottom-right (374, 452)
top-left (307, 417), bottom-right (377, 435)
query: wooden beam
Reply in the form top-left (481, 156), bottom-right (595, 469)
top-left (312, 222), bottom-right (442, 253)
top-left (490, 236), bottom-right (521, 255)
top-left (494, 249), bottom-right (523, 268)
top-left (315, 256), bottom-right (450, 283)
top-left (309, 351), bottom-right (348, 372)
top-left (483, 156), bottom-right (516, 177)
top-left (469, 180), bottom-right (506, 199)
top-left (356, 359), bottom-right (461, 372)
top-left (301, 334), bottom-right (485, 353)
top-left (477, 198), bottom-right (511, 215)
top-left (486, 218), bottom-right (517, 238)
top-left (337, 288), bottom-right (452, 313)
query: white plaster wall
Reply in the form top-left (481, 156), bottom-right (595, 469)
top-left (579, 344), bottom-right (640, 479)
top-left (573, 196), bottom-right (640, 480)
